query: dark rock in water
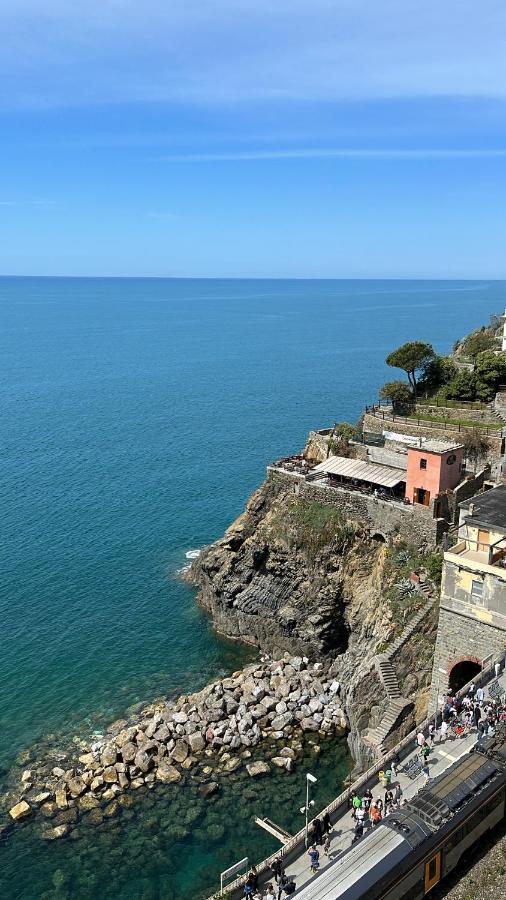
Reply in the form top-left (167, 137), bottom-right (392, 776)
top-left (55, 808), bottom-right (78, 826)
top-left (199, 782), bottom-right (219, 799)
top-left (15, 750), bottom-right (33, 768)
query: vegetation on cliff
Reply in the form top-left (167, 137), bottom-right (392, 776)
top-left (379, 314), bottom-right (505, 406)
top-left (269, 498), bottom-right (355, 565)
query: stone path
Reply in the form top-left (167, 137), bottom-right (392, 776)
top-left (276, 668), bottom-right (506, 897)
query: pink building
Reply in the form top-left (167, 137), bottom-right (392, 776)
top-left (406, 440), bottom-right (464, 507)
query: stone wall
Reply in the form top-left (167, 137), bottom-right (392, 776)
top-left (266, 468), bottom-right (443, 547)
top-left (429, 605), bottom-right (506, 706)
top-left (415, 404), bottom-right (491, 423)
top-left (363, 412), bottom-right (503, 466)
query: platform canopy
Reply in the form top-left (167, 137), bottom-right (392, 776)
top-left (313, 455), bottom-right (406, 489)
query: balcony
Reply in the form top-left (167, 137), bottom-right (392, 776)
top-left (445, 535), bottom-right (506, 577)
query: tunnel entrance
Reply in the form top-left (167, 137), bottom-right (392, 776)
top-left (449, 659), bottom-right (482, 694)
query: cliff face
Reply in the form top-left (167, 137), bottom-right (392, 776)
top-left (190, 470), bottom-right (439, 768)
top-left (191, 476), bottom-right (391, 659)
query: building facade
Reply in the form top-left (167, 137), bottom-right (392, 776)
top-left (430, 485), bottom-right (506, 706)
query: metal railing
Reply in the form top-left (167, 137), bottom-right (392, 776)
top-left (364, 406), bottom-right (501, 435)
top-left (212, 651), bottom-right (504, 898)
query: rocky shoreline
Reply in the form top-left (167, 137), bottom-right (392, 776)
top-left (2, 654), bottom-right (347, 840)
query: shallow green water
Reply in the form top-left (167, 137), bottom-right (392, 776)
top-left (2, 737), bottom-right (352, 900)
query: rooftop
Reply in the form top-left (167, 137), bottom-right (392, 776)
top-left (461, 484), bottom-right (506, 532)
top-left (412, 438), bottom-right (463, 454)
top-left (312, 455), bottom-right (405, 489)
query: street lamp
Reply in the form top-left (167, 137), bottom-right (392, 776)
top-left (301, 773), bottom-right (317, 847)
top-left (435, 667), bottom-right (447, 735)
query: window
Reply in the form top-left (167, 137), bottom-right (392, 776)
top-left (420, 458), bottom-right (427, 469)
top-left (471, 581), bottom-right (485, 606)
top-left (424, 853), bottom-right (441, 891)
top-left (471, 581), bottom-right (485, 600)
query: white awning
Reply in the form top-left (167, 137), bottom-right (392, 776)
top-left (313, 455), bottom-right (406, 489)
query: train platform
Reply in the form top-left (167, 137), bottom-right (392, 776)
top-left (279, 668), bottom-right (506, 896)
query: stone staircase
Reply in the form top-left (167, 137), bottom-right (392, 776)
top-left (365, 594), bottom-right (436, 754)
top-left (383, 593), bottom-right (434, 662)
top-left (365, 697), bottom-right (411, 752)
top-left (375, 656), bottom-right (401, 699)
top-left (488, 403), bottom-right (506, 425)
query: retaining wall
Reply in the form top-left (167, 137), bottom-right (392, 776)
top-left (266, 468), bottom-right (443, 547)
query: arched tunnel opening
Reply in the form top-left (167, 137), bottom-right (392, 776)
top-left (449, 659), bottom-right (482, 694)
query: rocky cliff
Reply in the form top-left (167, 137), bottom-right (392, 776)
top-left (189, 469), bottom-right (439, 768)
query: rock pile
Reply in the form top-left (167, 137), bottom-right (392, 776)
top-left (5, 655), bottom-right (347, 838)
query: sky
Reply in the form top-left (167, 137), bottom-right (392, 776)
top-left (1, 0), bottom-right (506, 277)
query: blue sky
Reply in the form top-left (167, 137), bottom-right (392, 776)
top-left (1, 0), bottom-right (506, 277)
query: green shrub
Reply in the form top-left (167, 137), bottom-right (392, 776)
top-left (272, 499), bottom-right (355, 564)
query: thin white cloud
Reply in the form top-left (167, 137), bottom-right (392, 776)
top-left (1, 1), bottom-right (505, 109)
top-left (156, 148), bottom-right (506, 162)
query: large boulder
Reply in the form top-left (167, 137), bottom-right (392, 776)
top-left (246, 761), bottom-right (271, 778)
top-left (134, 750), bottom-right (152, 773)
top-left (156, 760), bottom-right (182, 784)
top-left (9, 801), bottom-right (31, 821)
top-left (100, 745), bottom-right (117, 768)
top-left (120, 742), bottom-right (137, 763)
top-left (67, 776), bottom-right (86, 797)
top-left (42, 824), bottom-right (69, 840)
top-left (170, 740), bottom-right (189, 764)
top-left (199, 781), bottom-right (219, 799)
top-left (188, 732), bottom-right (205, 753)
top-left (55, 786), bottom-right (68, 809)
top-left (300, 718), bottom-right (319, 732)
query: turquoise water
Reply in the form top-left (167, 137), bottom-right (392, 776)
top-left (0, 277), bottom-right (504, 898)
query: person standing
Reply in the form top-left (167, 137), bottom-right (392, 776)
top-left (308, 846), bottom-right (320, 873)
top-left (323, 833), bottom-right (331, 859)
top-left (247, 866), bottom-right (259, 892)
top-left (312, 817), bottom-right (323, 846)
top-left (322, 812), bottom-right (331, 835)
top-left (271, 857), bottom-right (284, 884)
top-left (495, 660), bottom-right (502, 678)
top-left (416, 731), bottom-right (425, 748)
top-left (476, 685), bottom-right (485, 706)
top-left (352, 820), bottom-right (364, 844)
top-left (440, 720), bottom-right (449, 742)
top-left (265, 885), bottom-right (276, 900)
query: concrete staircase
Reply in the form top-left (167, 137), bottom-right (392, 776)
top-left (365, 697), bottom-right (411, 753)
top-left (383, 595), bottom-right (435, 662)
top-left (488, 403), bottom-right (506, 425)
top-left (365, 595), bottom-right (436, 754)
top-left (375, 655), bottom-right (401, 699)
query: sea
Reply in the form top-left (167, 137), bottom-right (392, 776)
top-left (0, 277), bottom-right (504, 899)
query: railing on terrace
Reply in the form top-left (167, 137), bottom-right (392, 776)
top-left (448, 533), bottom-right (506, 569)
top-left (309, 475), bottom-right (410, 507)
top-left (212, 651), bottom-right (505, 898)
top-left (364, 406), bottom-right (501, 435)
top-left (417, 397), bottom-right (487, 410)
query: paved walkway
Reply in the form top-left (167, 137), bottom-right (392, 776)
top-left (279, 670), bottom-right (506, 896)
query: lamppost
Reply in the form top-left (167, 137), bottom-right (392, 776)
top-left (435, 667), bottom-right (447, 735)
top-left (301, 773), bottom-right (317, 847)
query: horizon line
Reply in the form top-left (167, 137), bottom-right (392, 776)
top-left (1, 274), bottom-right (505, 282)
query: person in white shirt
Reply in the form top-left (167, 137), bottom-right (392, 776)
top-left (440, 720), bottom-right (449, 742)
top-left (476, 686), bottom-right (485, 705)
top-left (416, 731), bottom-right (425, 748)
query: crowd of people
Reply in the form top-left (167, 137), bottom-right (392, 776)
top-left (242, 673), bottom-right (504, 898)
